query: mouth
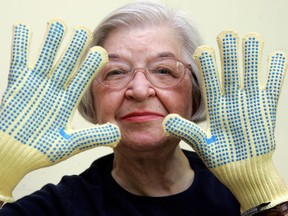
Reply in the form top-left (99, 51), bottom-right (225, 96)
top-left (120, 111), bottom-right (165, 123)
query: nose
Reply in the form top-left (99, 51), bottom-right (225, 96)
top-left (125, 71), bottom-right (156, 101)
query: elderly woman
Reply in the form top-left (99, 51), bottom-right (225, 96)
top-left (0, 1), bottom-right (287, 216)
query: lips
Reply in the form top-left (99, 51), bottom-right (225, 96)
top-left (120, 111), bottom-right (165, 123)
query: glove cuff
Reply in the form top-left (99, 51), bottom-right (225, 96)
top-left (0, 132), bottom-right (49, 202)
top-left (211, 153), bottom-right (288, 213)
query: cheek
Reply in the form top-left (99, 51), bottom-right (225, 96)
top-left (161, 77), bottom-right (193, 118)
top-left (91, 80), bottom-right (122, 124)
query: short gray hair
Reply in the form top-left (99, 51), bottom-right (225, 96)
top-left (78, 1), bottom-right (206, 123)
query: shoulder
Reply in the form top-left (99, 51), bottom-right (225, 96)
top-left (183, 149), bottom-right (224, 185)
top-left (79, 153), bottom-right (114, 182)
top-left (0, 154), bottom-right (114, 215)
top-left (183, 150), bottom-right (240, 209)
top-left (182, 149), bottom-right (201, 160)
top-left (182, 150), bottom-right (218, 183)
top-left (182, 149), bottom-right (206, 168)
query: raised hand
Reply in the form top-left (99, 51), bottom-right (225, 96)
top-left (163, 30), bottom-right (288, 214)
top-left (0, 20), bottom-right (120, 203)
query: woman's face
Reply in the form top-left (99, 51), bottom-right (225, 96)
top-left (91, 25), bottom-right (193, 151)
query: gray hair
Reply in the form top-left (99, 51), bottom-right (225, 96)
top-left (78, 1), bottom-right (206, 123)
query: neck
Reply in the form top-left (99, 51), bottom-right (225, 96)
top-left (112, 145), bottom-right (194, 197)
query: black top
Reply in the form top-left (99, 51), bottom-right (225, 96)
top-left (0, 150), bottom-right (241, 216)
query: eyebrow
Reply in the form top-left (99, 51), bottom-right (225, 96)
top-left (108, 52), bottom-right (176, 60)
top-left (157, 52), bottom-right (176, 58)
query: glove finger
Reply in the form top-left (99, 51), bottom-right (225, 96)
top-left (50, 27), bottom-right (92, 87)
top-left (1, 22), bottom-right (34, 132)
top-left (217, 30), bottom-right (240, 93)
top-left (33, 19), bottom-right (66, 77)
top-left (9, 23), bottom-right (31, 87)
top-left (243, 32), bottom-right (264, 91)
top-left (64, 46), bottom-right (108, 107)
top-left (265, 51), bottom-right (287, 103)
top-left (162, 114), bottom-right (207, 151)
top-left (264, 51), bottom-right (288, 129)
top-left (48, 123), bottom-right (120, 163)
top-left (193, 45), bottom-right (222, 124)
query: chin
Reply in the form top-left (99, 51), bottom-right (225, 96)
top-left (117, 133), bottom-right (180, 152)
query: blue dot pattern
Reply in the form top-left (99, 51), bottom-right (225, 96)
top-left (0, 20), bottom-right (120, 163)
top-left (163, 30), bottom-right (287, 169)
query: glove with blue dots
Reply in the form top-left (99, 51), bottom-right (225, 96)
top-left (163, 30), bottom-right (288, 213)
top-left (0, 19), bottom-right (120, 203)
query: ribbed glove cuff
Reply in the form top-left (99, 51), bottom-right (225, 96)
top-left (0, 132), bottom-right (49, 202)
top-left (211, 153), bottom-right (288, 213)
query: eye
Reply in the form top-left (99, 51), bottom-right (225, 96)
top-left (104, 69), bottom-right (128, 80)
top-left (154, 67), bottom-right (173, 75)
top-left (149, 58), bottom-right (182, 78)
top-left (151, 66), bottom-right (180, 78)
top-left (107, 70), bottom-right (127, 76)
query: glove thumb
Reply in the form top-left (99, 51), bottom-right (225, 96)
top-left (162, 114), bottom-right (206, 150)
top-left (62, 123), bottom-right (120, 159)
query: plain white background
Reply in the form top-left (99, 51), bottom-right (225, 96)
top-left (0, 0), bottom-right (287, 200)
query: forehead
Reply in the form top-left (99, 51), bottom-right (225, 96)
top-left (101, 25), bottom-right (183, 60)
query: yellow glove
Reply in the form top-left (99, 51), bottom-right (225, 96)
top-left (163, 30), bottom-right (288, 214)
top-left (0, 19), bottom-right (120, 203)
